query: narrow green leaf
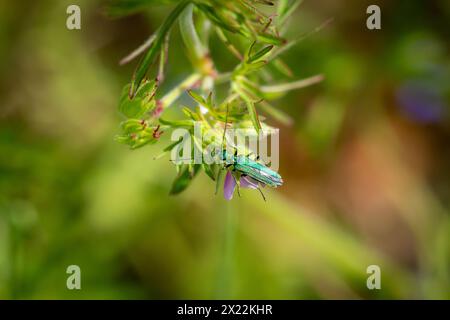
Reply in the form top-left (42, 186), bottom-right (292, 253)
top-left (270, 18), bottom-right (333, 61)
top-left (252, 0), bottom-right (274, 5)
top-left (159, 118), bottom-right (195, 128)
top-left (182, 106), bottom-right (200, 121)
top-left (260, 74), bottom-right (324, 98)
top-left (237, 77), bottom-right (263, 101)
top-left (187, 90), bottom-right (217, 114)
top-left (246, 99), bottom-right (262, 133)
top-left (115, 128), bottom-right (158, 150)
top-left (256, 33), bottom-right (286, 46)
top-left (179, 4), bottom-right (207, 61)
top-left (215, 168), bottom-right (225, 195)
top-left (277, 0), bottom-right (290, 16)
top-left (153, 137), bottom-right (184, 160)
top-left (277, 0), bottom-right (303, 27)
top-left (270, 58), bottom-right (293, 77)
top-left (245, 61), bottom-right (268, 74)
top-left (233, 82), bottom-right (262, 133)
top-left (170, 164), bottom-right (201, 195)
top-left (163, 137), bottom-right (183, 152)
top-left (259, 100), bottom-right (293, 126)
top-left (245, 41), bottom-right (257, 62)
top-left (130, 136), bottom-right (158, 149)
top-left (203, 164), bottom-right (217, 181)
top-left (206, 92), bottom-right (213, 107)
top-left (196, 4), bottom-right (240, 34)
top-left (130, 0), bottom-right (190, 97)
top-left (215, 27), bottom-right (243, 60)
top-left (248, 45), bottom-right (274, 63)
top-left (158, 32), bottom-right (170, 81)
top-left (187, 90), bottom-right (206, 105)
top-left (120, 119), bottom-right (146, 134)
top-left (120, 33), bottom-right (157, 66)
top-left (119, 80), bottom-right (157, 118)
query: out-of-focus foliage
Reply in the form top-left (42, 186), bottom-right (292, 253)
top-left (0, 0), bottom-right (449, 299)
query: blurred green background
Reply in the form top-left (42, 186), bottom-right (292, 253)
top-left (0, 0), bottom-right (449, 299)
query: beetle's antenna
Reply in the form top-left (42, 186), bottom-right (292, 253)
top-left (168, 158), bottom-right (194, 163)
top-left (222, 103), bottom-right (229, 150)
top-left (233, 174), bottom-right (241, 197)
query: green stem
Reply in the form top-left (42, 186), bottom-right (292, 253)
top-left (159, 73), bottom-right (201, 108)
top-left (179, 3), bottom-right (216, 77)
top-left (216, 202), bottom-right (236, 299)
top-left (260, 74), bottom-right (324, 93)
top-left (120, 33), bottom-right (156, 66)
top-left (179, 4), bottom-right (207, 61)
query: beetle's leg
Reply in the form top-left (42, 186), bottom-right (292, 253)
top-left (232, 174), bottom-right (241, 197)
top-left (245, 152), bottom-right (260, 161)
top-left (265, 160), bottom-right (271, 166)
top-left (257, 187), bottom-right (266, 201)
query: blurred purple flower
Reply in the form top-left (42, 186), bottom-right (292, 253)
top-left (396, 82), bottom-right (445, 123)
top-left (224, 171), bottom-right (236, 200)
top-left (223, 172), bottom-right (264, 200)
top-left (240, 176), bottom-right (259, 189)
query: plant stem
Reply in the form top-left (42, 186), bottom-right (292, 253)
top-left (119, 33), bottom-right (157, 66)
top-left (179, 4), bottom-right (207, 61)
top-left (179, 3), bottom-right (216, 77)
top-left (159, 73), bottom-right (201, 108)
top-left (215, 202), bottom-right (236, 299)
top-left (260, 74), bottom-right (324, 93)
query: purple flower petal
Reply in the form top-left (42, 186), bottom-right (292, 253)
top-left (223, 171), bottom-right (236, 200)
top-left (240, 176), bottom-right (259, 189)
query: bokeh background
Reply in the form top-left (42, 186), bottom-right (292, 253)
top-left (0, 0), bottom-right (449, 299)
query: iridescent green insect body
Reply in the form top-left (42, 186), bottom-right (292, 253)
top-left (222, 150), bottom-right (283, 188)
top-left (217, 101), bottom-right (283, 200)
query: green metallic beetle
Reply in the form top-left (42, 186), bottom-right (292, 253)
top-left (222, 150), bottom-right (283, 187)
top-left (218, 101), bottom-right (283, 200)
top-left (220, 149), bottom-right (283, 201)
